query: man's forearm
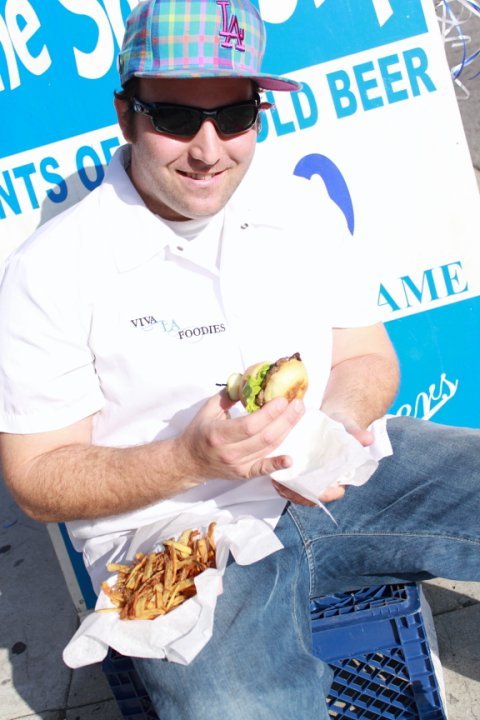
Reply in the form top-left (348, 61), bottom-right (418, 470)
top-left (8, 437), bottom-right (199, 524)
top-left (321, 352), bottom-right (399, 430)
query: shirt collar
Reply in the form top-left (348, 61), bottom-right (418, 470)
top-left (101, 145), bottom-right (284, 273)
top-left (102, 146), bottom-right (227, 274)
top-left (101, 146), bottom-right (171, 272)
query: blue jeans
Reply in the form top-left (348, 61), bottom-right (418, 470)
top-left (133, 416), bottom-right (480, 719)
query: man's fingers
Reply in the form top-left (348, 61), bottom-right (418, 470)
top-left (271, 479), bottom-right (346, 506)
top-left (271, 480), bottom-right (317, 507)
top-left (212, 388), bottom-right (237, 413)
top-left (347, 427), bottom-right (374, 447)
top-left (208, 398), bottom-right (305, 466)
top-left (317, 485), bottom-right (346, 502)
top-left (251, 454), bottom-right (292, 478)
top-left (324, 411), bottom-right (375, 448)
top-left (235, 397), bottom-right (304, 446)
top-left (236, 396), bottom-right (290, 437)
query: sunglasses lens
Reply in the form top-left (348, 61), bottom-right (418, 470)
top-left (151, 107), bottom-right (203, 137)
top-left (142, 100), bottom-right (259, 137)
top-left (217, 104), bottom-right (258, 134)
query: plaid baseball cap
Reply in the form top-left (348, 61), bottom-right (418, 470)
top-left (118, 0), bottom-right (301, 92)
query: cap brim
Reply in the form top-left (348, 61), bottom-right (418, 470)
top-left (252, 74), bottom-right (302, 92)
top-left (128, 68), bottom-right (301, 92)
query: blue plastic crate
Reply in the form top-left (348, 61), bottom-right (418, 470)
top-left (102, 583), bottom-right (447, 720)
top-left (102, 651), bottom-right (158, 720)
top-left (311, 584), bottom-right (446, 719)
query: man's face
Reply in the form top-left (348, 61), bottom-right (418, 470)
top-left (116, 77), bottom-right (258, 221)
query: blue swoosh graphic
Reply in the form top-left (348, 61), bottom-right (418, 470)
top-left (293, 153), bottom-right (355, 235)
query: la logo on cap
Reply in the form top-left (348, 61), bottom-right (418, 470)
top-left (217, 1), bottom-right (246, 51)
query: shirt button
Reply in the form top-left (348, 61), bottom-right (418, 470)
top-left (240, 223), bottom-right (249, 229)
top-left (176, 245), bottom-right (184, 251)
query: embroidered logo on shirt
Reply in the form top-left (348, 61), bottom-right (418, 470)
top-left (178, 324), bottom-right (226, 340)
top-left (130, 316), bottom-right (181, 333)
top-left (129, 316), bottom-right (227, 341)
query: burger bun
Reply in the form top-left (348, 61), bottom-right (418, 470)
top-left (226, 354), bottom-right (308, 411)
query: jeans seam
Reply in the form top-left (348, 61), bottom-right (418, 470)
top-left (291, 543), bottom-right (312, 651)
top-left (306, 531), bottom-right (480, 545)
top-left (286, 505), bottom-right (315, 598)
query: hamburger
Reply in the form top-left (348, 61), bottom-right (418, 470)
top-left (226, 353), bottom-right (308, 413)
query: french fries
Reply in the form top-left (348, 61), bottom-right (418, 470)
top-left (99, 523), bottom-right (217, 620)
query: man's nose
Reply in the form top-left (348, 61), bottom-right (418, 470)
top-left (188, 119), bottom-right (222, 165)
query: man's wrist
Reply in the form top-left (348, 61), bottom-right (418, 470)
top-left (162, 436), bottom-right (206, 493)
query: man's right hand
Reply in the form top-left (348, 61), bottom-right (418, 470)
top-left (176, 390), bottom-right (306, 483)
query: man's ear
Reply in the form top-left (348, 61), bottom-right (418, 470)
top-left (256, 102), bottom-right (273, 134)
top-left (114, 95), bottom-right (133, 143)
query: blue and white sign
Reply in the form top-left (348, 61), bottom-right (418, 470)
top-left (0, 0), bottom-right (134, 154)
top-left (386, 295), bottom-right (480, 428)
top-left (256, 0), bottom-right (428, 70)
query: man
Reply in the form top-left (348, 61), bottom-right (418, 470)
top-left (0, 1), bottom-right (479, 718)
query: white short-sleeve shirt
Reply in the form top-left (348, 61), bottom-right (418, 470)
top-left (0, 146), bottom-right (380, 589)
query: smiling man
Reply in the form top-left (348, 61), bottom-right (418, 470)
top-left (116, 77), bottom-right (260, 220)
top-left (1, 2), bottom-right (480, 719)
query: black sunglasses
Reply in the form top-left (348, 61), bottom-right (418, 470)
top-left (130, 93), bottom-right (262, 137)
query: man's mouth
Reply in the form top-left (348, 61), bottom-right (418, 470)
top-left (179, 171), bottom-right (222, 180)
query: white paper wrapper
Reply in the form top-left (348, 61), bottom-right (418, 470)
top-left (63, 410), bottom-right (393, 669)
top-left (270, 409), bottom-right (393, 506)
top-left (62, 512), bottom-right (283, 669)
